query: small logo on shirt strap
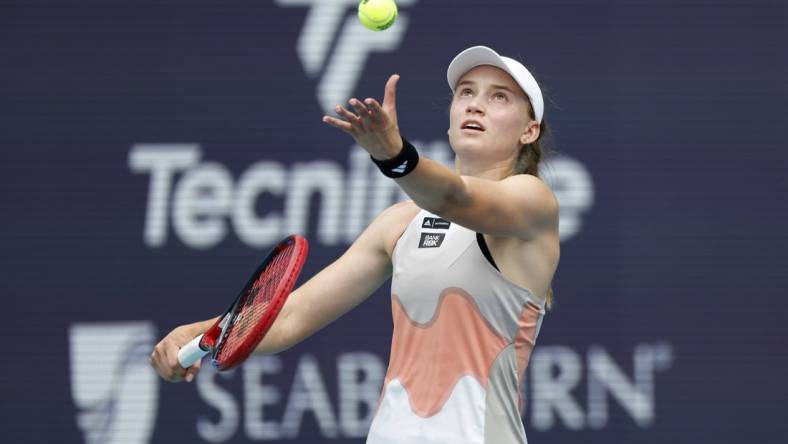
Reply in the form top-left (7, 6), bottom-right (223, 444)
top-left (421, 217), bottom-right (451, 229)
top-left (418, 232), bottom-right (446, 248)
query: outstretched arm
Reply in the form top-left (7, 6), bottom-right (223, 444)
top-left (150, 201), bottom-right (414, 382)
top-left (253, 204), bottom-right (400, 354)
top-left (322, 75), bottom-right (557, 240)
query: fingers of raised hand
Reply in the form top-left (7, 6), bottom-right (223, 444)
top-left (323, 112), bottom-right (354, 133)
top-left (323, 98), bottom-right (380, 134)
top-left (364, 98), bottom-right (384, 120)
top-left (383, 74), bottom-right (399, 110)
top-left (348, 98), bottom-right (372, 121)
top-left (336, 103), bottom-right (361, 123)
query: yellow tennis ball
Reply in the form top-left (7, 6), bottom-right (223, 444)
top-left (358, 0), bottom-right (398, 31)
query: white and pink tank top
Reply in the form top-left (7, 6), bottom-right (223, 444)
top-left (367, 210), bottom-right (546, 444)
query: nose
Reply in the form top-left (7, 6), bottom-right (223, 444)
top-left (466, 97), bottom-right (485, 115)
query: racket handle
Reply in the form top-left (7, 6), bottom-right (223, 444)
top-left (178, 334), bottom-right (210, 368)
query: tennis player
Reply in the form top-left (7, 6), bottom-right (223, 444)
top-left (151, 45), bottom-right (559, 444)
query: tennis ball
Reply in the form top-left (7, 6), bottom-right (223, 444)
top-left (358, 0), bottom-right (398, 31)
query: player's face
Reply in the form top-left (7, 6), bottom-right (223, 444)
top-left (448, 65), bottom-right (538, 166)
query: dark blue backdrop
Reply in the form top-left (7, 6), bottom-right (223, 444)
top-left (2, 0), bottom-right (787, 443)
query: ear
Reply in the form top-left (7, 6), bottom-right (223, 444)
top-left (519, 121), bottom-right (541, 145)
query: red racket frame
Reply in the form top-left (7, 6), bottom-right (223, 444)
top-left (197, 234), bottom-right (308, 370)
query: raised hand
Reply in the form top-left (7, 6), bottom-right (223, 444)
top-left (322, 74), bottom-right (404, 160)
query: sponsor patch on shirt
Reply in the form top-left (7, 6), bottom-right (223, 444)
top-left (418, 232), bottom-right (446, 248)
top-left (421, 217), bottom-right (451, 229)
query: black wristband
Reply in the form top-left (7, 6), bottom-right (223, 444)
top-left (371, 137), bottom-right (420, 178)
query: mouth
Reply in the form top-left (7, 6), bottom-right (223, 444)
top-left (460, 120), bottom-right (485, 132)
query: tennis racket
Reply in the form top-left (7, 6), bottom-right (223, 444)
top-left (177, 234), bottom-right (308, 370)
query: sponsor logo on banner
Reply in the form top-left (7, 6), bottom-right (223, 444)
top-left (67, 322), bottom-right (674, 441)
top-left (69, 322), bottom-right (159, 444)
top-left (126, 0), bottom-right (596, 251)
top-left (188, 344), bottom-right (675, 441)
top-left (274, 0), bottom-right (419, 114)
top-left (129, 144), bottom-right (594, 249)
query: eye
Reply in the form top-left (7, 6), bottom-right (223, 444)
top-left (492, 92), bottom-right (508, 102)
top-left (459, 88), bottom-right (473, 97)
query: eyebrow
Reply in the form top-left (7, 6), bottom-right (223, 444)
top-left (456, 80), bottom-right (517, 94)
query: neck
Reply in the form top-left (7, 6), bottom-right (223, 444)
top-left (454, 158), bottom-right (513, 180)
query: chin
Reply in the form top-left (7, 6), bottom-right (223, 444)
top-left (453, 140), bottom-right (491, 160)
top-left (449, 133), bottom-right (484, 151)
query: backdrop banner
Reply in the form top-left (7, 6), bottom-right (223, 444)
top-left (2, 0), bottom-right (786, 443)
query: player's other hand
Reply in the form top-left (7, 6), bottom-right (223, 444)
top-left (323, 74), bottom-right (404, 160)
top-left (150, 324), bottom-right (203, 383)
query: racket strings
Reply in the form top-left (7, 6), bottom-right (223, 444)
top-left (217, 243), bottom-right (300, 362)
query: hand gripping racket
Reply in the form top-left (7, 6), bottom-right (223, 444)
top-left (177, 235), bottom-right (308, 370)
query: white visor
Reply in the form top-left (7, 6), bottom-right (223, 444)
top-left (447, 46), bottom-right (544, 123)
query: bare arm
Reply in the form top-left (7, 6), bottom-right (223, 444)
top-left (392, 160), bottom-right (557, 239)
top-left (150, 201), bottom-right (414, 382)
top-left (254, 203), bottom-right (401, 353)
top-left (323, 74), bottom-right (558, 239)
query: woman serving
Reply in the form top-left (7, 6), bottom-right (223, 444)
top-left (151, 45), bottom-right (560, 444)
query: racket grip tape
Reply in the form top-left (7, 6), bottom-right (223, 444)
top-left (178, 334), bottom-right (210, 368)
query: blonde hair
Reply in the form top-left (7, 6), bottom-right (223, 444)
top-left (513, 119), bottom-right (549, 177)
top-left (512, 102), bottom-right (555, 309)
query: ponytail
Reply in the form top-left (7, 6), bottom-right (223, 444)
top-left (513, 113), bottom-right (554, 309)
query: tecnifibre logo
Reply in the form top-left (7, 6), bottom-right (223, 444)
top-left (274, 0), bottom-right (418, 113)
top-left (127, 0), bottom-right (596, 250)
top-left (69, 322), bottom-right (159, 444)
top-left (128, 144), bottom-right (595, 249)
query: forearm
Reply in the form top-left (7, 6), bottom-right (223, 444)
top-left (393, 154), bottom-right (467, 214)
top-left (252, 291), bottom-right (303, 355)
top-left (253, 233), bottom-right (393, 355)
top-left (255, 264), bottom-right (391, 354)
top-left (185, 317), bottom-right (219, 337)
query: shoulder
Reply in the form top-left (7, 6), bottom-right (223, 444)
top-left (502, 174), bottom-right (558, 205)
top-left (439, 173), bottom-right (557, 240)
top-left (378, 199), bottom-right (420, 216)
top-left (370, 200), bottom-right (421, 256)
top-left (378, 200), bottom-right (422, 232)
top-left (501, 174), bottom-right (559, 223)
top-left (343, 200), bottom-right (419, 264)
